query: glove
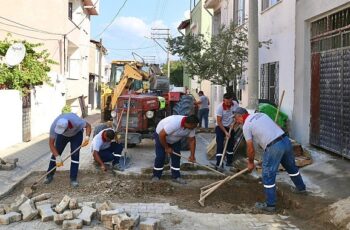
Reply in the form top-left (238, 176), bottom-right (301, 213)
top-left (81, 136), bottom-right (90, 147)
top-left (56, 155), bottom-right (63, 167)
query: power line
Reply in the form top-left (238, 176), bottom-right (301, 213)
top-left (106, 45), bottom-right (156, 51)
top-left (93, 0), bottom-right (128, 39)
top-left (0, 16), bottom-right (64, 35)
top-left (0, 29), bottom-right (61, 41)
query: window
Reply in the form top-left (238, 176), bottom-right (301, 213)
top-left (212, 10), bottom-right (221, 36)
top-left (262, 0), bottom-right (280, 11)
top-left (233, 0), bottom-right (245, 25)
top-left (260, 62), bottom-right (279, 105)
top-left (68, 2), bottom-right (73, 20)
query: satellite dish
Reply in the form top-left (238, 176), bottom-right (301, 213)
top-left (5, 43), bottom-right (26, 67)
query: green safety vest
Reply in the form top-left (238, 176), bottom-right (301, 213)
top-left (158, 96), bottom-right (166, 109)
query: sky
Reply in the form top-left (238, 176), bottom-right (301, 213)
top-left (91, 0), bottom-right (191, 64)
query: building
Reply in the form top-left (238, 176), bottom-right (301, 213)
top-left (0, 0), bottom-right (99, 149)
top-left (88, 39), bottom-right (109, 110)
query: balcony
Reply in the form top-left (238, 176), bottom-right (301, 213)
top-left (83, 0), bottom-right (99, 15)
top-left (204, 0), bottom-right (220, 9)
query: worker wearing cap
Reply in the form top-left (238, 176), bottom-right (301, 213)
top-left (44, 113), bottom-right (91, 187)
top-left (234, 107), bottom-right (306, 212)
top-left (215, 93), bottom-right (239, 170)
top-left (91, 128), bottom-right (123, 171)
top-left (152, 115), bottom-right (199, 184)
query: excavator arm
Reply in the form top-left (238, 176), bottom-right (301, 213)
top-left (110, 64), bottom-right (148, 110)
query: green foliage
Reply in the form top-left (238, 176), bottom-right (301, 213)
top-left (162, 61), bottom-right (184, 86)
top-left (168, 23), bottom-right (248, 94)
top-left (62, 104), bottom-right (72, 114)
top-left (0, 35), bottom-right (55, 93)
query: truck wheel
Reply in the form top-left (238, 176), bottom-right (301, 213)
top-left (173, 95), bottom-right (194, 116)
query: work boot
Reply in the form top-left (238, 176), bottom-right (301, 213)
top-left (43, 175), bottom-right (53, 184)
top-left (70, 180), bottom-right (79, 188)
top-left (290, 186), bottom-right (307, 195)
top-left (255, 202), bottom-right (276, 212)
top-left (215, 165), bottom-right (225, 173)
top-left (172, 177), bottom-right (187, 185)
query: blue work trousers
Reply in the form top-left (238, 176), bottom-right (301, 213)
top-left (153, 133), bottom-right (182, 179)
top-left (198, 108), bottom-right (209, 128)
top-left (47, 131), bottom-right (83, 181)
top-left (262, 136), bottom-right (306, 206)
top-left (215, 126), bottom-right (235, 166)
top-left (98, 142), bottom-right (123, 165)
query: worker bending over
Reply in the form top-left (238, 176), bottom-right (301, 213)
top-left (152, 115), bottom-right (199, 184)
top-left (215, 93), bottom-right (239, 170)
top-left (45, 113), bottom-right (91, 187)
top-left (234, 107), bottom-right (306, 212)
top-left (91, 129), bottom-right (123, 172)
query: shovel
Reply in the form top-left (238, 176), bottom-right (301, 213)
top-left (29, 145), bottom-right (82, 190)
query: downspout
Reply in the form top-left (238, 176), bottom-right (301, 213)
top-left (63, 35), bottom-right (66, 73)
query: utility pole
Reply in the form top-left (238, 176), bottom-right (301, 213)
top-left (151, 28), bottom-right (170, 78)
top-left (247, 0), bottom-right (259, 109)
top-left (97, 38), bottom-right (102, 109)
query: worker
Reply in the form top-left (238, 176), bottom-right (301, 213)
top-left (152, 115), bottom-right (199, 184)
top-left (233, 107), bottom-right (306, 212)
top-left (196, 91), bottom-right (210, 130)
top-left (91, 128), bottom-right (123, 172)
top-left (215, 93), bottom-right (239, 170)
top-left (44, 113), bottom-right (91, 187)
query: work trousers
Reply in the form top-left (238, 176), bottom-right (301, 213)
top-left (47, 131), bottom-right (83, 181)
top-left (153, 133), bottom-right (182, 179)
top-left (198, 108), bottom-right (209, 128)
top-left (262, 136), bottom-right (306, 206)
top-left (215, 126), bottom-right (235, 166)
top-left (98, 142), bottom-right (123, 165)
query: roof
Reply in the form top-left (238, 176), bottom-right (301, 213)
top-left (90, 39), bottom-right (107, 54)
top-left (177, 19), bottom-right (190, 30)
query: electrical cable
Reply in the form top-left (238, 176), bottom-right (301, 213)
top-left (0, 29), bottom-right (61, 41)
top-left (93, 0), bottom-right (128, 39)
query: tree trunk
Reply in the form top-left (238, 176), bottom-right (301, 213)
top-left (226, 84), bottom-right (234, 95)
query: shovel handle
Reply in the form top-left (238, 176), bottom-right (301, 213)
top-left (31, 145), bottom-right (82, 187)
top-left (172, 152), bottom-right (225, 176)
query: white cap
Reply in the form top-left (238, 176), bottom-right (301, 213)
top-left (55, 118), bottom-right (68, 134)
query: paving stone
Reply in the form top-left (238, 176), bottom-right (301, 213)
top-left (96, 201), bottom-right (113, 221)
top-left (71, 209), bottom-right (82, 218)
top-left (0, 206), bottom-right (5, 215)
top-left (34, 199), bottom-right (53, 208)
top-left (18, 199), bottom-right (38, 221)
top-left (10, 194), bottom-right (28, 212)
top-left (32, 193), bottom-right (51, 203)
top-left (69, 198), bottom-right (79, 210)
top-left (55, 195), bottom-right (71, 213)
top-left (54, 210), bottom-right (74, 225)
top-left (37, 203), bottom-right (55, 222)
top-left (101, 209), bottom-right (124, 230)
top-left (140, 218), bottom-right (160, 230)
top-left (22, 187), bottom-right (34, 198)
top-left (77, 205), bottom-right (96, 225)
top-left (112, 212), bottom-right (140, 230)
top-left (81, 201), bottom-right (96, 208)
top-left (62, 218), bottom-right (83, 229)
top-left (0, 212), bottom-right (22, 225)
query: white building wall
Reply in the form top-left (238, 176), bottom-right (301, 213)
top-left (293, 0), bottom-right (350, 145)
top-left (0, 90), bottom-right (22, 150)
top-left (31, 85), bottom-right (65, 137)
top-left (258, 0), bottom-right (295, 118)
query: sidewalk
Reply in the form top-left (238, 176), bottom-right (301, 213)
top-left (0, 111), bottom-right (102, 198)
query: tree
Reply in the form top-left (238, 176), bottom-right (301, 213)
top-left (162, 60), bottom-right (184, 86)
top-left (168, 22), bottom-right (248, 96)
top-left (0, 35), bottom-right (55, 94)
top-left (168, 33), bottom-right (210, 81)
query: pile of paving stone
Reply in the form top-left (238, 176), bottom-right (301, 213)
top-left (0, 190), bottom-right (160, 229)
top-left (0, 157), bottom-right (18, 170)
